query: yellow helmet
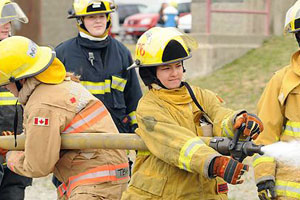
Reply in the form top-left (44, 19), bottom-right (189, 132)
top-left (0, 36), bottom-right (66, 86)
top-left (0, 0), bottom-right (28, 25)
top-left (128, 27), bottom-right (198, 69)
top-left (284, 0), bottom-right (300, 33)
top-left (68, 0), bottom-right (116, 18)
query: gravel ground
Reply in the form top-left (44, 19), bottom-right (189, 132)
top-left (25, 175), bottom-right (57, 200)
top-left (24, 158), bottom-right (259, 200)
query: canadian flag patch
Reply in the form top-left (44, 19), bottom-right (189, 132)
top-left (33, 117), bottom-right (49, 126)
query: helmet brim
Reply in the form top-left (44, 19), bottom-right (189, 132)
top-left (127, 54), bottom-right (192, 70)
top-left (0, 47), bottom-right (55, 86)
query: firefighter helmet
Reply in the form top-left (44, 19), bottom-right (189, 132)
top-left (284, 0), bottom-right (300, 33)
top-left (0, 36), bottom-right (66, 86)
top-left (0, 0), bottom-right (28, 25)
top-left (68, 0), bottom-right (116, 18)
top-left (128, 27), bottom-right (198, 69)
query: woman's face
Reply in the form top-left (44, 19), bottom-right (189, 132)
top-left (156, 62), bottom-right (183, 89)
top-left (83, 14), bottom-right (107, 37)
top-left (0, 22), bottom-right (11, 40)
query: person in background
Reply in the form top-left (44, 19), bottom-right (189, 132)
top-left (121, 27), bottom-right (264, 199)
top-left (253, 1), bottom-right (300, 199)
top-left (0, 36), bottom-right (129, 200)
top-left (55, 0), bottom-right (142, 134)
top-left (0, 1), bottom-right (32, 199)
top-left (162, 1), bottom-right (179, 27)
top-left (157, 2), bottom-right (168, 27)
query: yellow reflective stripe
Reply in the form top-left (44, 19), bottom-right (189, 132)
top-left (252, 154), bottom-right (275, 167)
top-left (80, 80), bottom-right (111, 94)
top-left (221, 117), bottom-right (234, 138)
top-left (128, 111), bottom-right (137, 125)
top-left (137, 151), bottom-right (151, 156)
top-left (283, 121), bottom-right (300, 137)
top-left (111, 76), bottom-right (127, 92)
top-left (0, 92), bottom-right (18, 105)
top-left (276, 180), bottom-right (300, 199)
top-left (179, 137), bottom-right (205, 172)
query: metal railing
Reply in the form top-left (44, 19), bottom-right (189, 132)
top-left (206, 0), bottom-right (271, 35)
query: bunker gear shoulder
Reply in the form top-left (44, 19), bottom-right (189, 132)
top-left (254, 50), bottom-right (300, 199)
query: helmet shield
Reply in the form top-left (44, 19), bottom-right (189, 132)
top-left (284, 1), bottom-right (300, 33)
top-left (0, 2), bottom-right (28, 25)
top-left (128, 27), bottom-right (198, 69)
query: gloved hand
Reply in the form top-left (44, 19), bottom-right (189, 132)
top-left (257, 180), bottom-right (276, 200)
top-left (0, 131), bottom-right (14, 157)
top-left (234, 112), bottom-right (264, 140)
top-left (2, 131), bottom-right (14, 136)
top-left (212, 156), bottom-right (249, 185)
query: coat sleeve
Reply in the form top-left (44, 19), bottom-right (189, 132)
top-left (135, 96), bottom-right (220, 178)
top-left (6, 107), bottom-right (62, 178)
top-left (195, 87), bottom-right (238, 137)
top-left (123, 50), bottom-right (142, 129)
top-left (253, 73), bottom-right (283, 184)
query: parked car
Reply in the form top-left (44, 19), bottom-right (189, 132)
top-left (178, 13), bottom-right (191, 33)
top-left (123, 0), bottom-right (191, 40)
top-left (110, 3), bottom-right (147, 37)
top-left (123, 4), bottom-right (161, 40)
top-left (177, 0), bottom-right (191, 17)
top-left (118, 3), bottom-right (147, 25)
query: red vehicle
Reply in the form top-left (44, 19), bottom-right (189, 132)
top-left (123, 4), bottom-right (161, 40)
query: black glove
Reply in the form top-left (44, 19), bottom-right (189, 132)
top-left (257, 180), bottom-right (276, 200)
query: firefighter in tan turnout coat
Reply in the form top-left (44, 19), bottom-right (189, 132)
top-left (0, 36), bottom-right (129, 200)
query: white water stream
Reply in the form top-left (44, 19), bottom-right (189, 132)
top-left (261, 140), bottom-right (300, 166)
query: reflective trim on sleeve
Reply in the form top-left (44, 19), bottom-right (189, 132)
top-left (276, 180), bottom-right (300, 199)
top-left (252, 154), bottom-right (275, 167)
top-left (111, 76), bottom-right (127, 92)
top-left (221, 117), bottom-right (234, 138)
top-left (80, 80), bottom-right (111, 94)
top-left (63, 101), bottom-right (108, 134)
top-left (179, 137), bottom-right (205, 172)
top-left (0, 92), bottom-right (19, 105)
top-left (137, 151), bottom-right (151, 156)
top-left (128, 111), bottom-right (137, 125)
top-left (283, 121), bottom-right (300, 137)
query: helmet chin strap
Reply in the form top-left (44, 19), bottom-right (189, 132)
top-left (295, 32), bottom-right (300, 47)
top-left (13, 80), bottom-right (23, 147)
top-left (15, 80), bottom-right (23, 91)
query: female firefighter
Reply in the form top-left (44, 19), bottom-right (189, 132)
top-left (0, 1), bottom-right (32, 199)
top-left (253, 1), bottom-right (300, 199)
top-left (55, 0), bottom-right (142, 134)
top-left (0, 36), bottom-right (129, 200)
top-left (121, 27), bottom-right (264, 200)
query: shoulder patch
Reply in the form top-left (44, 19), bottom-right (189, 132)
top-left (33, 117), bottom-right (49, 126)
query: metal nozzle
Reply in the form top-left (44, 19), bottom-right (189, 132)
top-left (242, 142), bottom-right (264, 156)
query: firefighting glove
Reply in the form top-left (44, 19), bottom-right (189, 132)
top-left (0, 131), bottom-right (14, 157)
top-left (210, 156), bottom-right (249, 185)
top-left (234, 112), bottom-right (264, 140)
top-left (257, 180), bottom-right (276, 200)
